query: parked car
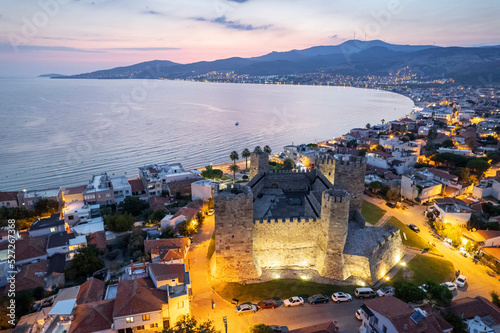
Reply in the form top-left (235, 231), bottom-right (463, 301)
top-left (355, 309), bottom-right (362, 321)
top-left (441, 282), bottom-right (457, 291)
top-left (234, 303), bottom-right (258, 315)
top-left (307, 294), bottom-right (329, 304)
top-left (332, 292), bottom-right (352, 303)
top-left (386, 202), bottom-right (396, 208)
top-left (257, 299), bottom-right (278, 309)
top-left (377, 286), bottom-right (395, 297)
top-left (207, 209), bottom-right (215, 216)
top-left (455, 275), bottom-right (467, 288)
top-left (409, 224), bottom-right (420, 233)
top-left (283, 296), bottom-right (304, 307)
top-left (354, 288), bottom-right (377, 299)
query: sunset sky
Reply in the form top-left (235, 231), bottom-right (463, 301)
top-left (0, 0), bottom-right (499, 76)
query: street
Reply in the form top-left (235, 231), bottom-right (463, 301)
top-left (186, 196), bottom-right (500, 333)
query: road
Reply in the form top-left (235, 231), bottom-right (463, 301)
top-left (363, 195), bottom-right (500, 300)
top-left (186, 196), bottom-right (500, 333)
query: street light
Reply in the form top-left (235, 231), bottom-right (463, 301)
top-left (222, 316), bottom-right (227, 333)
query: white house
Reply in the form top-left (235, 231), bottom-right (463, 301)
top-left (110, 175), bottom-right (132, 204)
top-left (191, 180), bottom-right (215, 201)
top-left (401, 172), bottom-right (442, 203)
top-left (433, 198), bottom-right (472, 227)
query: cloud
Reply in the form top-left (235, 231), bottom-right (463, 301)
top-left (194, 15), bottom-right (270, 31)
top-left (0, 44), bottom-right (103, 53)
top-left (110, 47), bottom-right (181, 51)
top-left (228, 0), bottom-right (249, 2)
top-left (143, 10), bottom-right (164, 15)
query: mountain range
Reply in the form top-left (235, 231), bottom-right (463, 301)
top-left (53, 40), bottom-right (500, 85)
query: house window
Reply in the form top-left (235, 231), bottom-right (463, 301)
top-left (150, 323), bottom-right (158, 328)
top-left (382, 326), bottom-right (387, 333)
top-left (373, 316), bottom-right (379, 326)
top-left (177, 301), bottom-right (184, 309)
top-left (68, 216), bottom-right (74, 220)
top-left (50, 227), bottom-right (56, 232)
top-left (142, 314), bottom-right (150, 321)
top-left (137, 325), bottom-right (144, 330)
top-left (126, 317), bottom-right (134, 323)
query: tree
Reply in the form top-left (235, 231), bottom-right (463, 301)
top-left (467, 158), bottom-right (490, 177)
top-left (163, 315), bottom-right (219, 333)
top-left (443, 312), bottom-right (467, 333)
top-left (368, 181), bottom-right (382, 193)
top-left (358, 148), bottom-right (367, 156)
top-left (371, 144), bottom-right (385, 152)
top-left (247, 324), bottom-right (274, 333)
top-left (120, 196), bottom-right (149, 216)
top-left (263, 145), bottom-right (272, 154)
top-left (178, 220), bottom-right (197, 238)
top-left (229, 164), bottom-right (239, 183)
top-left (147, 209), bottom-right (167, 225)
top-left (254, 146), bottom-right (262, 153)
top-left (160, 226), bottom-right (176, 239)
top-left (242, 148), bottom-right (251, 170)
top-left (441, 139), bottom-right (454, 148)
top-left (65, 246), bottom-right (104, 281)
top-left (34, 199), bottom-right (59, 216)
top-left (104, 213), bottom-right (134, 232)
top-left (282, 158), bottom-right (295, 171)
top-left (381, 119), bottom-right (385, 124)
top-left (452, 167), bottom-right (470, 183)
top-left (195, 211), bottom-right (205, 228)
top-left (128, 228), bottom-right (145, 261)
top-left (492, 291), bottom-right (500, 308)
top-left (386, 188), bottom-right (399, 202)
top-left (366, 123), bottom-right (371, 129)
top-left (425, 281), bottom-right (453, 306)
top-left (393, 280), bottom-right (426, 303)
top-left (229, 150), bottom-right (239, 165)
top-left (202, 166), bottom-right (224, 180)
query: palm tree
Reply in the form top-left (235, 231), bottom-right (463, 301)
top-left (381, 119), bottom-right (385, 125)
top-left (254, 146), bottom-right (262, 153)
top-left (241, 148), bottom-right (251, 170)
top-left (229, 151), bottom-right (239, 165)
top-left (229, 164), bottom-right (239, 183)
top-left (263, 145), bottom-right (272, 154)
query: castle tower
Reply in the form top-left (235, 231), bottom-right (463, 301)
top-left (332, 156), bottom-right (366, 213)
top-left (212, 185), bottom-right (261, 282)
top-left (249, 152), bottom-right (269, 180)
top-left (316, 189), bottom-right (350, 280)
top-left (315, 156), bottom-right (336, 185)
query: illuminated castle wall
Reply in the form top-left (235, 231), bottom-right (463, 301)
top-left (211, 153), bottom-right (404, 285)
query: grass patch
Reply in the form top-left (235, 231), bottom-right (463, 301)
top-left (393, 254), bottom-right (455, 286)
top-left (386, 216), bottom-right (440, 254)
top-left (207, 232), bottom-right (215, 260)
top-left (361, 200), bottom-right (386, 225)
top-left (212, 280), bottom-right (357, 303)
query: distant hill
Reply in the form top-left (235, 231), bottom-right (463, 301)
top-left (38, 73), bottom-right (64, 78)
top-left (58, 40), bottom-right (500, 85)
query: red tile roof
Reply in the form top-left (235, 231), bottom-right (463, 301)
top-left (447, 296), bottom-right (500, 323)
top-left (128, 178), bottom-right (145, 192)
top-left (476, 230), bottom-right (500, 241)
top-left (14, 261), bottom-right (47, 292)
top-left (288, 321), bottom-right (338, 333)
top-left (149, 263), bottom-right (186, 283)
top-left (148, 196), bottom-right (171, 212)
top-left (144, 238), bottom-right (189, 259)
top-left (364, 297), bottom-right (452, 333)
top-left (76, 278), bottom-right (105, 305)
top-left (482, 247), bottom-right (500, 261)
top-left (14, 236), bottom-right (48, 262)
top-left (112, 278), bottom-right (168, 318)
top-left (89, 231), bottom-right (107, 251)
top-left (68, 299), bottom-right (115, 333)
top-left (63, 185), bottom-right (87, 195)
top-left (0, 191), bottom-right (18, 202)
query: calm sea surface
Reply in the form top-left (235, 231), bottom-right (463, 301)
top-left (0, 78), bottom-right (414, 191)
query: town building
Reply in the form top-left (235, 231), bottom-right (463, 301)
top-left (144, 238), bottom-right (190, 264)
top-left (20, 187), bottom-right (63, 210)
top-left (29, 214), bottom-right (66, 238)
top-left (62, 185), bottom-right (87, 203)
top-left (191, 179), bottom-right (215, 201)
top-left (110, 175), bottom-right (132, 204)
top-left (433, 198), bottom-right (472, 226)
top-left (0, 191), bottom-right (19, 208)
top-left (83, 173), bottom-right (115, 205)
top-left (283, 144), bottom-right (318, 167)
top-left (139, 163), bottom-right (198, 197)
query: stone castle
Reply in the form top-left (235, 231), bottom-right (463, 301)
top-left (211, 152), bottom-right (404, 285)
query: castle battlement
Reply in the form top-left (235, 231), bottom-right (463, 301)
top-left (322, 189), bottom-right (350, 203)
top-left (254, 217), bottom-right (318, 224)
top-left (316, 156), bottom-right (335, 164)
top-left (372, 230), bottom-right (399, 252)
top-left (215, 183), bottom-right (253, 201)
top-left (270, 169), bottom-right (313, 174)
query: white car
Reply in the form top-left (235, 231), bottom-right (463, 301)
top-left (377, 286), bottom-right (395, 297)
top-left (207, 209), bottom-right (215, 216)
top-left (355, 309), bottom-right (362, 320)
top-left (234, 304), bottom-right (257, 315)
top-left (441, 282), bottom-right (457, 291)
top-left (283, 296), bottom-right (304, 307)
top-left (455, 275), bottom-right (467, 288)
top-left (332, 292), bottom-right (352, 303)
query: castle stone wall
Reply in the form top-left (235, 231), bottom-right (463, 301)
top-left (333, 156), bottom-right (366, 213)
top-left (344, 254), bottom-right (371, 282)
top-left (368, 228), bottom-right (404, 284)
top-left (253, 218), bottom-right (319, 269)
top-left (263, 171), bottom-right (314, 191)
top-left (213, 185), bottom-right (261, 282)
top-left (250, 152), bottom-right (269, 180)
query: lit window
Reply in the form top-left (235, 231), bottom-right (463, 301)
top-left (126, 317), bottom-right (134, 323)
top-left (50, 227), bottom-right (56, 232)
top-left (142, 314), bottom-right (150, 321)
top-left (137, 325), bottom-right (144, 330)
top-left (177, 301), bottom-right (184, 309)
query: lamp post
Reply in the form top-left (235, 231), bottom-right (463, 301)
top-left (222, 316), bottom-right (227, 333)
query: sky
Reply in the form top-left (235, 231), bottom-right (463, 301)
top-left (0, 0), bottom-right (499, 76)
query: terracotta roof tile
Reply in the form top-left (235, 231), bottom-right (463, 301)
top-left (76, 278), bottom-right (105, 305)
top-left (128, 178), bottom-right (145, 193)
top-left (14, 261), bottom-right (47, 292)
top-left (112, 278), bottom-right (168, 318)
top-left (63, 185), bottom-right (87, 196)
top-left (149, 263), bottom-right (186, 283)
top-left (14, 236), bottom-right (48, 261)
top-left (448, 296), bottom-right (500, 323)
top-left (68, 299), bottom-right (114, 333)
top-left (0, 191), bottom-right (18, 202)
